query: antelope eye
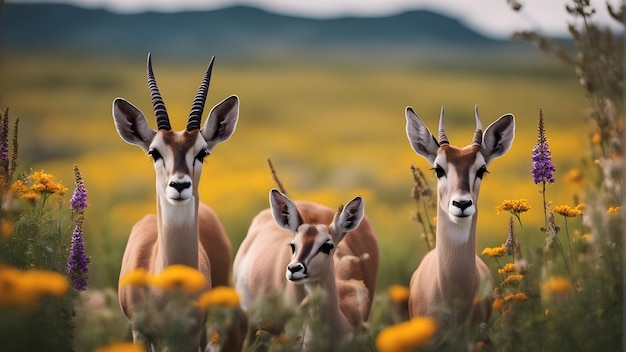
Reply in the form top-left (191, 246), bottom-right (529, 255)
top-left (148, 149), bottom-right (162, 162)
top-left (476, 165), bottom-right (489, 179)
top-left (319, 241), bottom-right (335, 255)
top-left (195, 148), bottom-right (210, 163)
top-left (289, 243), bottom-right (295, 254)
top-left (433, 165), bottom-right (446, 179)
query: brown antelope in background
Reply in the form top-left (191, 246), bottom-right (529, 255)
top-left (233, 189), bottom-right (379, 347)
top-left (112, 54), bottom-right (239, 351)
top-left (405, 106), bottom-right (515, 328)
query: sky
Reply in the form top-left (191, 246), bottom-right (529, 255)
top-left (10, 0), bottom-right (623, 38)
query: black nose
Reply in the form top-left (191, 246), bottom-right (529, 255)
top-left (288, 263), bottom-right (305, 274)
top-left (452, 200), bottom-right (473, 211)
top-left (169, 181), bottom-right (191, 193)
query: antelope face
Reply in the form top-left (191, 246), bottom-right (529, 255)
top-left (286, 224), bottom-right (336, 284)
top-left (405, 105), bottom-right (515, 228)
top-left (148, 130), bottom-right (210, 204)
top-left (433, 146), bottom-right (488, 225)
top-left (112, 54), bottom-right (239, 205)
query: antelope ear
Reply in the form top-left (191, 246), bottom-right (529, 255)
top-left (269, 189), bottom-right (303, 233)
top-left (330, 196), bottom-right (364, 244)
top-left (405, 107), bottom-right (439, 165)
top-left (112, 98), bottom-right (156, 152)
top-left (202, 95), bottom-right (239, 152)
top-left (482, 114), bottom-right (515, 164)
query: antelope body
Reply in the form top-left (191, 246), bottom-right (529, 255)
top-left (233, 189), bottom-right (379, 346)
top-left (112, 54), bottom-right (239, 351)
top-left (405, 106), bottom-right (515, 328)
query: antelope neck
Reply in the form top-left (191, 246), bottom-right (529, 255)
top-left (154, 195), bottom-right (200, 273)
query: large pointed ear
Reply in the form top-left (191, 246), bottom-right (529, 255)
top-left (112, 98), bottom-right (156, 152)
top-left (405, 107), bottom-right (439, 165)
top-left (329, 196), bottom-right (364, 244)
top-left (269, 189), bottom-right (303, 233)
top-left (201, 95), bottom-right (239, 152)
top-left (482, 114), bottom-right (515, 164)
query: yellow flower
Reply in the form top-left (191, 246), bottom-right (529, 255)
top-left (492, 297), bottom-right (503, 311)
top-left (20, 191), bottom-right (40, 201)
top-left (481, 245), bottom-right (506, 258)
top-left (607, 206), bottom-right (621, 215)
top-left (270, 333), bottom-right (290, 346)
top-left (591, 131), bottom-right (601, 144)
top-left (197, 286), bottom-right (241, 309)
top-left (0, 266), bottom-right (69, 308)
top-left (504, 274), bottom-right (523, 285)
top-left (93, 342), bottom-right (146, 352)
top-left (119, 268), bottom-right (153, 288)
top-left (565, 168), bottom-right (584, 184)
top-left (542, 276), bottom-right (574, 298)
top-left (31, 171), bottom-right (68, 195)
top-left (498, 263), bottom-right (516, 275)
top-left (1, 219), bottom-right (14, 239)
top-left (388, 285), bottom-right (410, 303)
top-left (553, 205), bottom-right (583, 217)
top-left (150, 265), bottom-right (207, 293)
top-left (376, 316), bottom-right (438, 352)
top-left (9, 180), bottom-right (28, 194)
top-left (496, 199), bottom-right (531, 215)
top-left (504, 292), bottom-right (528, 303)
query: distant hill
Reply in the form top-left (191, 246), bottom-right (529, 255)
top-left (0, 3), bottom-right (534, 61)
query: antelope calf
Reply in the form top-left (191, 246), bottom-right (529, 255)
top-left (405, 106), bottom-right (515, 328)
top-left (233, 189), bottom-right (379, 346)
top-left (112, 54), bottom-right (239, 351)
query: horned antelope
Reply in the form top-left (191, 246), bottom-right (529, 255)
top-left (233, 189), bottom-right (379, 347)
top-left (405, 106), bottom-right (515, 328)
top-left (112, 54), bottom-right (239, 351)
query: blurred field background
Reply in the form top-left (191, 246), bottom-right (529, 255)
top-left (1, 48), bottom-right (589, 291)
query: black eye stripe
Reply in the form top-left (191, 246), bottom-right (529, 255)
top-left (148, 149), bottom-right (162, 162)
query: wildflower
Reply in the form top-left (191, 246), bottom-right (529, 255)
top-left (591, 131), bottom-right (601, 144)
top-left (119, 268), bottom-right (153, 288)
top-left (69, 164), bottom-right (88, 212)
top-left (0, 266), bottom-right (69, 308)
top-left (93, 342), bottom-right (146, 352)
top-left (376, 316), bottom-right (438, 352)
top-left (498, 263), bottom-right (516, 275)
top-left (607, 206), bottom-right (621, 215)
top-left (492, 297), bottom-right (503, 311)
top-left (503, 292), bottom-right (528, 303)
top-left (531, 109), bottom-right (556, 184)
top-left (504, 274), bottom-right (524, 285)
top-left (496, 199), bottom-right (531, 216)
top-left (388, 285), bottom-right (410, 303)
top-left (542, 276), bottom-right (574, 298)
top-left (481, 245), bottom-right (506, 257)
top-left (566, 168), bottom-right (583, 184)
top-left (67, 217), bottom-right (89, 291)
top-left (554, 205), bottom-right (583, 217)
top-left (1, 219), bottom-right (14, 239)
top-left (151, 265), bottom-right (207, 293)
top-left (270, 333), bottom-right (290, 346)
top-left (197, 286), bottom-right (241, 309)
top-left (31, 170), bottom-right (68, 195)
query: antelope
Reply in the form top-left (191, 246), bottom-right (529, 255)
top-left (405, 106), bottom-right (515, 328)
top-left (112, 53), bottom-right (239, 351)
top-left (233, 189), bottom-right (379, 347)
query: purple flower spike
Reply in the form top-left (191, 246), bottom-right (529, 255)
top-left (531, 109), bottom-right (556, 184)
top-left (68, 218), bottom-right (89, 291)
top-left (70, 164), bottom-right (88, 212)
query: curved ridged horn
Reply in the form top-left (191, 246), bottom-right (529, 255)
top-left (438, 106), bottom-right (449, 145)
top-left (147, 53), bottom-right (171, 131)
top-left (187, 56), bottom-right (215, 131)
top-left (471, 105), bottom-right (483, 146)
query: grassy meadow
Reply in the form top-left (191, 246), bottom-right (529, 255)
top-left (1, 52), bottom-right (591, 292)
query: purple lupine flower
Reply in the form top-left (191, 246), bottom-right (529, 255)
top-left (67, 164), bottom-right (89, 291)
top-left (70, 164), bottom-right (88, 212)
top-left (531, 109), bottom-right (556, 184)
top-left (68, 217), bottom-right (89, 291)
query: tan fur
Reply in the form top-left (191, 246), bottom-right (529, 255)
top-left (233, 200), bottom-right (379, 342)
